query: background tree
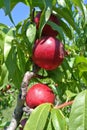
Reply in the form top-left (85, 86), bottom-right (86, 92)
top-left (0, 0), bottom-right (87, 130)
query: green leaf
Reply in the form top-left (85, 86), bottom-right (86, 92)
top-left (26, 0), bottom-right (56, 9)
top-left (71, 0), bottom-right (86, 24)
top-left (5, 46), bottom-right (17, 76)
top-left (69, 90), bottom-right (87, 130)
top-left (46, 118), bottom-right (53, 130)
top-left (0, 32), bottom-right (5, 65)
top-left (60, 20), bottom-right (73, 39)
top-left (51, 108), bottom-right (67, 130)
top-left (25, 0), bottom-right (44, 8)
top-left (47, 67), bottom-right (64, 82)
top-left (74, 56), bottom-right (87, 77)
top-left (17, 47), bottom-right (26, 73)
top-left (0, 24), bottom-right (9, 47)
top-left (47, 21), bottom-right (65, 42)
top-left (78, 63), bottom-right (87, 74)
top-left (53, 7), bottom-right (79, 33)
top-left (82, 4), bottom-right (87, 25)
top-left (24, 103), bottom-right (52, 130)
top-left (5, 46), bottom-right (22, 88)
top-left (65, 90), bottom-right (77, 100)
top-left (57, 0), bottom-right (66, 7)
top-left (0, 0), bottom-right (26, 10)
top-left (0, 63), bottom-right (8, 86)
top-left (82, 72), bottom-right (87, 85)
top-left (3, 0), bottom-right (15, 25)
top-left (74, 56), bottom-right (87, 65)
top-left (26, 24), bottom-right (36, 44)
top-left (0, 24), bottom-right (10, 86)
top-left (39, 0), bottom-right (53, 37)
top-left (0, 0), bottom-right (4, 8)
top-left (4, 28), bottom-right (15, 61)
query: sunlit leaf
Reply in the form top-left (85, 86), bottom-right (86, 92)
top-left (24, 103), bottom-right (52, 130)
top-left (26, 23), bottom-right (36, 44)
top-left (0, 24), bottom-right (9, 65)
top-left (48, 21), bottom-right (65, 42)
top-left (0, 63), bottom-right (8, 86)
top-left (5, 46), bottom-right (22, 88)
top-left (4, 28), bottom-right (15, 61)
top-left (46, 118), bottom-right (53, 130)
top-left (53, 7), bottom-right (79, 33)
top-left (71, 0), bottom-right (86, 24)
top-left (57, 0), bottom-right (66, 7)
top-left (65, 90), bottom-right (77, 99)
top-left (25, 0), bottom-right (44, 8)
top-left (51, 108), bottom-right (67, 130)
top-left (39, 0), bottom-right (53, 37)
top-left (60, 20), bottom-right (73, 39)
top-left (17, 47), bottom-right (26, 73)
top-left (74, 56), bottom-right (87, 65)
top-left (3, 0), bottom-right (15, 25)
top-left (47, 67), bottom-right (65, 83)
top-left (69, 90), bottom-right (87, 130)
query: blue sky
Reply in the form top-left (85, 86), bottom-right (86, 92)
top-left (0, 1), bottom-right (87, 27)
top-left (0, 2), bottom-right (30, 27)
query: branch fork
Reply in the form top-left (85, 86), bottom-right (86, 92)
top-left (5, 71), bottom-right (35, 130)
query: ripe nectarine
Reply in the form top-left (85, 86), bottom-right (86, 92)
top-left (26, 83), bottom-right (55, 108)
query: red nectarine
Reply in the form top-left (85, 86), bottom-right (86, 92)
top-left (25, 83), bottom-right (55, 108)
top-left (32, 36), bottom-right (65, 70)
top-left (34, 12), bottom-right (60, 37)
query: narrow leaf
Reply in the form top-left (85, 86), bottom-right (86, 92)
top-left (60, 20), bottom-right (73, 39)
top-left (26, 24), bottom-right (36, 44)
top-left (26, 0), bottom-right (44, 8)
top-left (5, 46), bottom-right (22, 88)
top-left (51, 108), bottom-right (67, 130)
top-left (48, 21), bottom-right (65, 43)
top-left (46, 118), bottom-right (54, 130)
top-left (71, 0), bottom-right (86, 24)
top-left (53, 7), bottom-right (79, 33)
top-left (4, 0), bottom-right (15, 25)
top-left (0, 63), bottom-right (8, 86)
top-left (74, 56), bottom-right (87, 65)
top-left (0, 0), bottom-right (4, 8)
top-left (39, 0), bottom-right (53, 37)
top-left (24, 103), bottom-right (52, 130)
top-left (17, 47), bottom-right (26, 73)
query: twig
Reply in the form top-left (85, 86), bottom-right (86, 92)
top-left (35, 74), bottom-right (48, 79)
top-left (54, 100), bottom-right (74, 109)
top-left (23, 106), bottom-right (34, 115)
top-left (5, 71), bottom-right (35, 130)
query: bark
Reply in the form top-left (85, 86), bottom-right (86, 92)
top-left (5, 71), bottom-right (35, 130)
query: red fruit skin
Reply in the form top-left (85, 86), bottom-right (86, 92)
top-left (25, 83), bottom-right (55, 108)
top-left (34, 12), bottom-right (60, 37)
top-left (32, 36), bottom-right (65, 70)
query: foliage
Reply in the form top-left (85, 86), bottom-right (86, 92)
top-left (0, 0), bottom-right (87, 129)
top-left (24, 103), bottom-right (67, 130)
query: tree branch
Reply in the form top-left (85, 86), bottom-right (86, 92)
top-left (54, 100), bottom-right (74, 109)
top-left (5, 71), bottom-right (35, 130)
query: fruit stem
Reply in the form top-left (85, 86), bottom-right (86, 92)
top-left (54, 100), bottom-right (74, 109)
top-left (35, 74), bottom-right (48, 79)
